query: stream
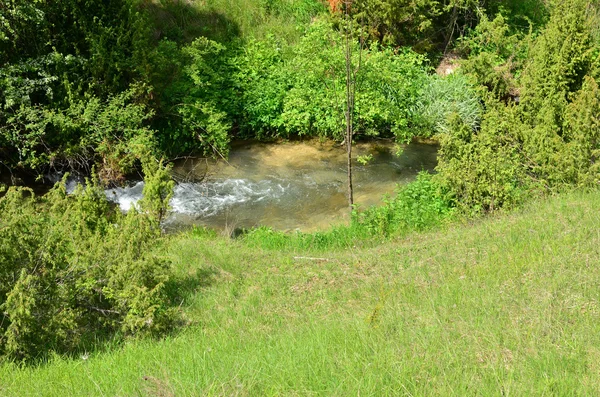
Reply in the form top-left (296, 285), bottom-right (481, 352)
top-left (3, 140), bottom-right (438, 232)
top-left (105, 140), bottom-right (438, 232)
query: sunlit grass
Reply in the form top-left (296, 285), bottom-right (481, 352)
top-left (148, 0), bottom-right (326, 45)
top-left (2, 191), bottom-right (600, 395)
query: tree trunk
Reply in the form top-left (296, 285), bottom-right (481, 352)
top-left (344, 1), bottom-right (354, 214)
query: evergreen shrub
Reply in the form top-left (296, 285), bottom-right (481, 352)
top-left (0, 163), bottom-right (177, 361)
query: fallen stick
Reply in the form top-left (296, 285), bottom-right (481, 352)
top-left (293, 256), bottom-right (330, 261)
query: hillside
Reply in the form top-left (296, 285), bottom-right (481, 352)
top-left (2, 191), bottom-right (599, 395)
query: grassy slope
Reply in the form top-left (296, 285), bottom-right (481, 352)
top-left (2, 191), bottom-right (600, 396)
top-left (149, 0), bottom-right (325, 45)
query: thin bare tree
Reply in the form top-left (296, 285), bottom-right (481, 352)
top-left (342, 0), bottom-right (363, 214)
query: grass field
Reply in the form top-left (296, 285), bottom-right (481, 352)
top-left (2, 191), bottom-right (600, 396)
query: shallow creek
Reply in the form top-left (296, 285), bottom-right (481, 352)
top-left (102, 140), bottom-right (437, 232)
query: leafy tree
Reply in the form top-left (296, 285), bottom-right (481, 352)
top-left (229, 17), bottom-right (430, 142)
top-left (458, 13), bottom-right (528, 100)
top-left (349, 0), bottom-right (548, 50)
top-left (0, 0), bottom-right (156, 179)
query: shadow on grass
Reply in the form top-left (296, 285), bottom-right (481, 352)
top-left (143, 0), bottom-right (241, 44)
top-left (164, 267), bottom-right (219, 308)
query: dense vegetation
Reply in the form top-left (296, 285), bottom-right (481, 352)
top-left (1, 0), bottom-right (600, 377)
top-left (0, 0), bottom-right (551, 181)
top-left (438, 0), bottom-right (600, 211)
top-left (0, 160), bottom-right (176, 361)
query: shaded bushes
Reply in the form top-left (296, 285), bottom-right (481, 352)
top-left (0, 0), bottom-right (159, 179)
top-left (350, 0), bottom-right (548, 50)
top-left (457, 13), bottom-right (528, 100)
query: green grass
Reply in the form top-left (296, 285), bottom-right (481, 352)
top-left (147, 0), bottom-right (326, 45)
top-left (2, 191), bottom-right (600, 395)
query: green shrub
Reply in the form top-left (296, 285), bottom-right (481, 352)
top-left (0, 164), bottom-right (177, 361)
top-left (234, 35), bottom-right (289, 138)
top-left (458, 13), bottom-right (529, 100)
top-left (139, 158), bottom-right (176, 222)
top-left (437, 0), bottom-right (600, 212)
top-left (0, 0), bottom-right (158, 176)
top-left (434, 106), bottom-right (529, 213)
top-left (0, 83), bottom-right (157, 181)
top-left (355, 173), bottom-right (455, 236)
top-left (350, 0), bottom-right (547, 50)
top-left (236, 18), bottom-right (430, 141)
top-left (159, 37), bottom-right (233, 158)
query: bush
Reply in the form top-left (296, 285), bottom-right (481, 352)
top-left (0, 83), bottom-right (157, 182)
top-left (234, 35), bottom-right (290, 138)
top-left (0, 0), bottom-right (158, 177)
top-left (434, 107), bottom-right (529, 213)
top-left (236, 18), bottom-right (430, 141)
top-left (436, 0), bottom-right (600, 212)
top-left (414, 72), bottom-right (483, 136)
top-left (350, 0), bottom-right (547, 50)
top-left (458, 13), bottom-right (528, 100)
top-left (0, 164), bottom-right (177, 361)
top-left (355, 173), bottom-right (455, 236)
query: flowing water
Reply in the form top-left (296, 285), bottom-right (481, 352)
top-left (105, 140), bottom-right (438, 232)
top-left (2, 140), bottom-right (437, 232)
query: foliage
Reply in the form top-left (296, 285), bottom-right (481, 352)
top-left (352, 0), bottom-right (460, 49)
top-left (351, 0), bottom-right (547, 50)
top-left (233, 35), bottom-right (289, 138)
top-left (354, 172), bottom-right (455, 236)
top-left (0, 168), bottom-right (177, 361)
top-left (139, 158), bottom-right (176, 222)
top-left (516, 0), bottom-right (600, 187)
top-left (435, 107), bottom-right (529, 212)
top-left (458, 13), bottom-right (529, 100)
top-left (0, 0), bottom-right (151, 81)
top-left (486, 0), bottom-right (549, 30)
top-left (235, 18), bottom-right (430, 141)
top-left (0, 82), bottom-right (157, 181)
top-left (175, 37), bottom-right (233, 157)
top-left (436, 0), bottom-right (600, 212)
top-left (0, 0), bottom-right (157, 178)
top-left (414, 72), bottom-right (482, 136)
top-left (0, 0), bottom-right (559, 179)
